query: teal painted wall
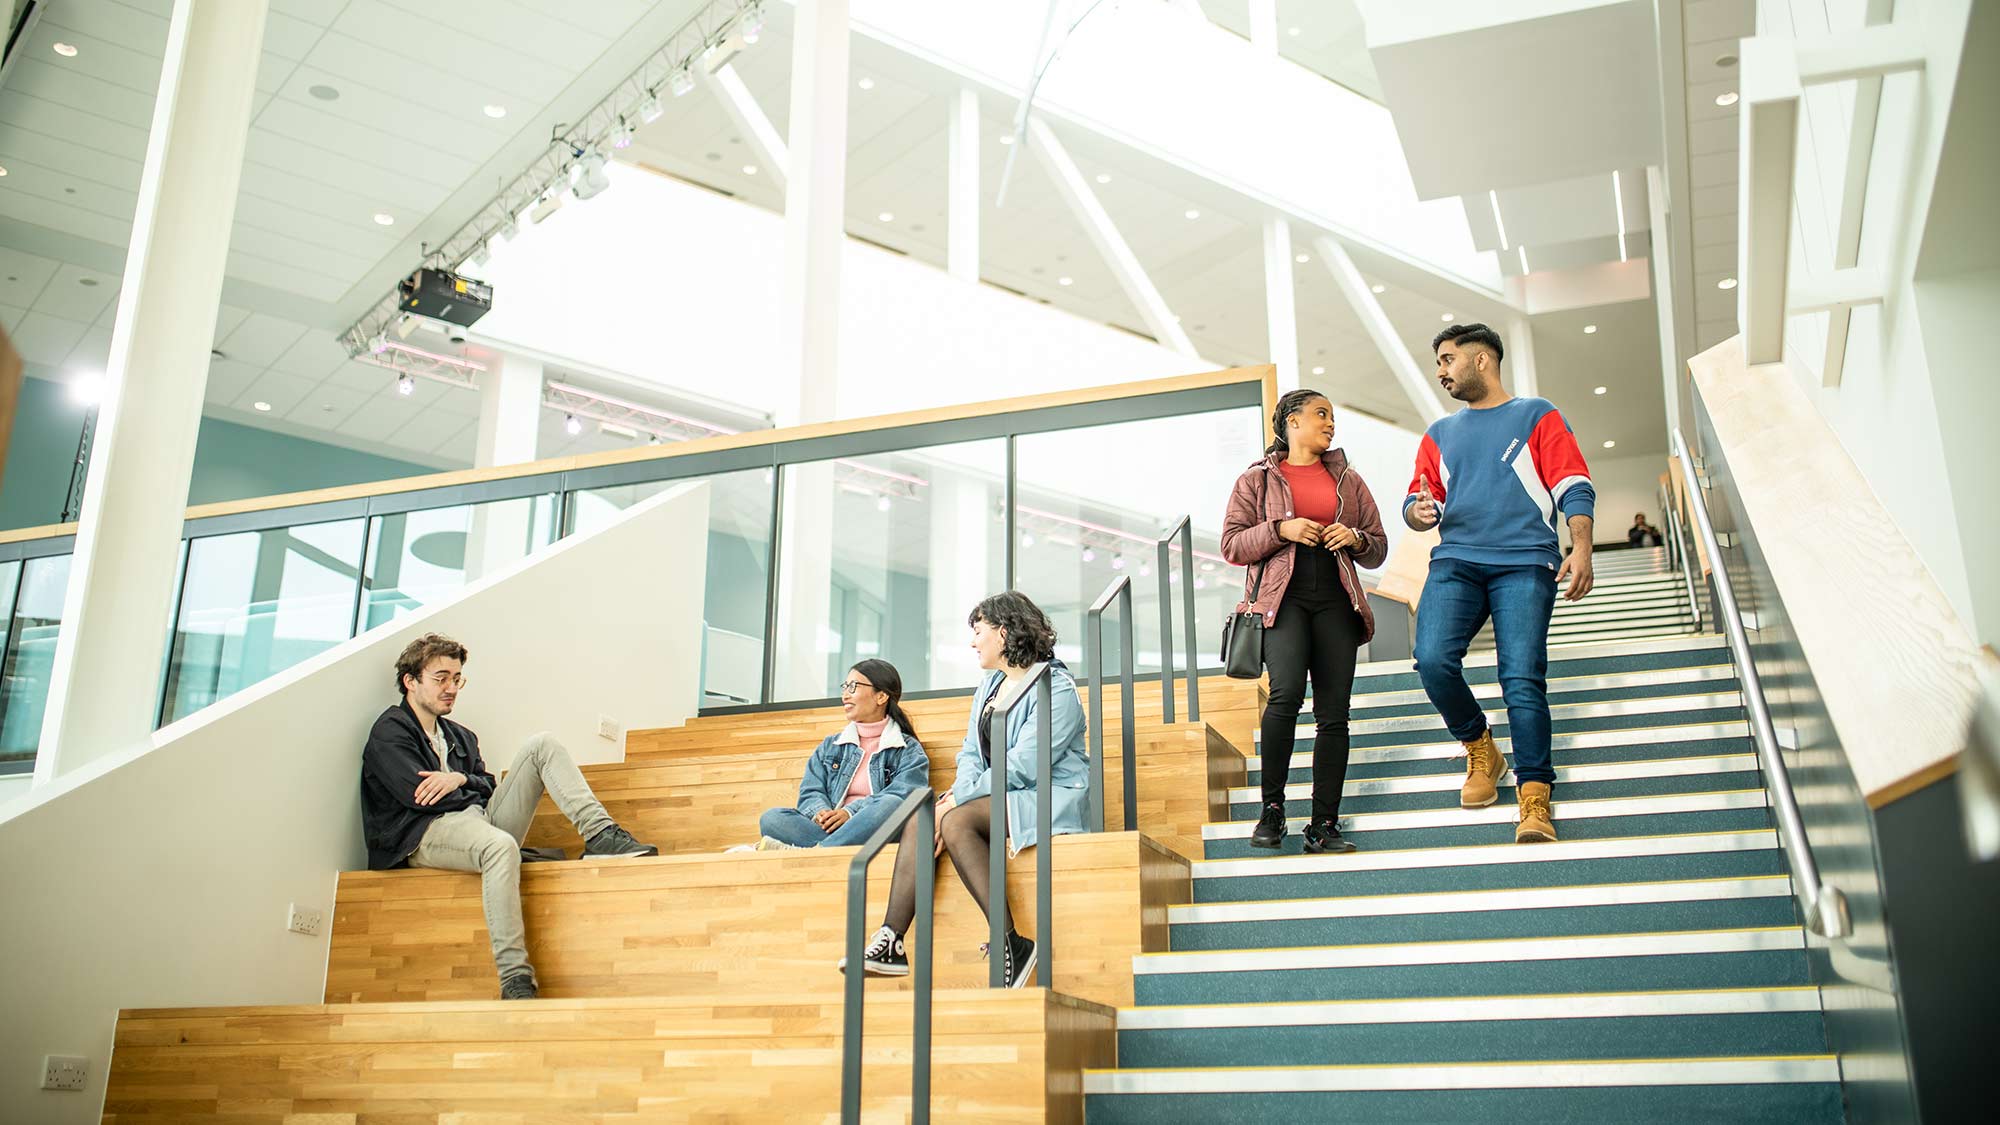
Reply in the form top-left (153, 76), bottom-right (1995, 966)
top-left (1, 376), bottom-right (442, 531)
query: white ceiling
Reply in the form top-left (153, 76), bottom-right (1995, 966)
top-left (1677, 0), bottom-right (1756, 351)
top-left (1198, 0), bottom-right (1383, 103)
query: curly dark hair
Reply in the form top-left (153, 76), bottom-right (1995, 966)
top-left (394, 633), bottom-right (468, 696)
top-left (1431, 322), bottom-right (1505, 363)
top-left (1266, 388), bottom-right (1332, 456)
top-left (967, 591), bottom-right (1057, 668)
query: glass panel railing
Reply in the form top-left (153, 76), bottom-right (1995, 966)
top-left (159, 519), bottom-right (368, 725)
top-left (360, 495), bottom-right (561, 630)
top-left (0, 554), bottom-right (72, 768)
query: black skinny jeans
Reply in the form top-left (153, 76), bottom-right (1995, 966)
top-left (1259, 546), bottom-right (1364, 822)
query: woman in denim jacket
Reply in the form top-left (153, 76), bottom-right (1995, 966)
top-left (840, 591), bottom-right (1088, 987)
top-left (753, 659), bottom-right (930, 849)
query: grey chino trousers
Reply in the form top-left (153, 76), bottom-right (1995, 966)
top-left (407, 731), bottom-right (616, 982)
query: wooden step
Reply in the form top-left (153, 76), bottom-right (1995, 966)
top-left (330, 831), bottom-right (1188, 1009)
top-left (105, 988), bottom-right (1113, 1123)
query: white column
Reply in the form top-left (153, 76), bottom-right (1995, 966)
top-left (1314, 234), bottom-right (1445, 425)
top-left (1506, 314), bottom-right (1539, 399)
top-left (925, 471), bottom-right (994, 689)
top-left (1262, 215), bottom-right (1300, 393)
top-left (947, 87), bottom-right (981, 284)
top-left (37, 0), bottom-right (269, 781)
top-left (1249, 0), bottom-right (1279, 54)
top-left (1647, 165), bottom-right (1684, 435)
top-left (465, 352), bottom-right (543, 582)
top-left (776, 0), bottom-right (850, 428)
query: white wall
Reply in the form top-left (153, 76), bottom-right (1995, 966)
top-left (1588, 452), bottom-right (1670, 547)
top-left (0, 482), bottom-right (708, 1123)
top-left (470, 163), bottom-right (1206, 421)
top-left (1761, 0), bottom-right (1983, 637)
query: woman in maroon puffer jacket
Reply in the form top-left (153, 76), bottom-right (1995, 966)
top-left (1221, 389), bottom-right (1389, 854)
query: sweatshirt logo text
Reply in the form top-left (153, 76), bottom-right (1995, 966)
top-left (1501, 438), bottom-right (1520, 463)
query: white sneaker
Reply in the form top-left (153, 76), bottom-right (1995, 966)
top-left (724, 843), bottom-right (756, 853)
top-left (754, 836), bottom-right (799, 851)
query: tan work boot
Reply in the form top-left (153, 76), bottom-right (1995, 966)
top-left (1516, 781), bottom-right (1556, 843)
top-left (1460, 730), bottom-right (1507, 809)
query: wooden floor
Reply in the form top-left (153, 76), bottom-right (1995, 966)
top-left (104, 988), bottom-right (1115, 1123)
top-left (330, 831), bottom-right (1187, 1010)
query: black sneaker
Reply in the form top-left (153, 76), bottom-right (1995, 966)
top-left (584, 824), bottom-right (659, 858)
top-left (838, 925), bottom-right (909, 976)
top-left (1003, 931), bottom-right (1038, 989)
top-left (1249, 802), bottom-right (1288, 849)
top-left (1302, 817), bottom-right (1356, 854)
top-left (499, 971), bottom-right (538, 1000)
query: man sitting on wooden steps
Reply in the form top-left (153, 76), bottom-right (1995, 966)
top-left (360, 633), bottom-right (658, 1000)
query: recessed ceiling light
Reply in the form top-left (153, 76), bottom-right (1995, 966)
top-left (1311, 365), bottom-right (1325, 375)
top-left (857, 77), bottom-right (875, 90)
top-left (1058, 276), bottom-right (1073, 286)
top-left (1715, 91), bottom-right (1739, 107)
top-left (308, 84), bottom-right (340, 101)
top-left (1295, 253), bottom-right (1309, 263)
top-left (998, 134), bottom-right (1015, 145)
top-left (78, 278), bottom-right (98, 287)
top-left (743, 164), bottom-right (758, 175)
top-left (253, 401), bottom-right (272, 412)
top-left (1716, 52), bottom-right (1739, 68)
top-left (1287, 27), bottom-right (1301, 37)
top-left (373, 212), bottom-right (394, 225)
top-left (1603, 440), bottom-right (1617, 449)
top-left (1440, 312), bottom-right (1455, 321)
top-left (1594, 385), bottom-right (1608, 395)
top-left (1584, 324), bottom-right (1598, 334)
top-left (1370, 283), bottom-right (1386, 294)
top-left (0, 164), bottom-right (8, 176)
top-left (1095, 172), bottom-right (1112, 184)
top-left (1184, 209), bottom-right (1200, 219)
top-left (1718, 277), bottom-right (1738, 290)
top-left (484, 104), bottom-right (507, 118)
top-left (52, 42), bottom-right (78, 57)
top-left (877, 211), bottom-right (894, 222)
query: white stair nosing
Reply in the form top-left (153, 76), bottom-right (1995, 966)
top-left (1355, 634), bottom-right (1724, 679)
top-left (1202, 789), bottom-right (1771, 840)
top-left (1115, 986), bottom-right (1822, 1030)
top-left (1335, 691), bottom-right (1742, 738)
top-left (1343, 664), bottom-right (1736, 711)
top-left (1247, 720), bottom-right (1753, 768)
top-left (1190, 829), bottom-right (1780, 880)
top-left (1132, 926), bottom-right (1805, 975)
top-left (1082, 1056), bottom-right (1840, 1094)
top-left (1169, 874), bottom-right (1790, 926)
top-left (1229, 753), bottom-right (1760, 805)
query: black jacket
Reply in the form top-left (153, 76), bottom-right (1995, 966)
top-left (360, 699), bottom-right (497, 870)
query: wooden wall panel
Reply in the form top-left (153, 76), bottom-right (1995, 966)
top-left (106, 988), bottom-right (1115, 1123)
top-left (330, 832), bottom-right (1189, 1010)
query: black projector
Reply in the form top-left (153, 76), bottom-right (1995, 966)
top-left (400, 268), bottom-right (493, 328)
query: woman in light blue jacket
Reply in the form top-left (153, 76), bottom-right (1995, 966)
top-left (839, 591), bottom-right (1089, 988)
top-left (750, 659), bottom-right (930, 850)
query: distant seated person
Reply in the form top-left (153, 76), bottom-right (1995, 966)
top-left (841, 591), bottom-right (1090, 988)
top-left (1629, 513), bottom-right (1664, 548)
top-left (747, 659), bottom-right (931, 851)
top-left (360, 633), bottom-right (658, 1001)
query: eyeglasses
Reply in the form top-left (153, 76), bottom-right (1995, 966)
top-left (840, 679), bottom-right (874, 696)
top-left (429, 672), bottom-right (467, 689)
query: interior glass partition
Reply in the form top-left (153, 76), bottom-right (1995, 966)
top-left (360, 495), bottom-right (561, 629)
top-left (0, 554), bottom-right (72, 768)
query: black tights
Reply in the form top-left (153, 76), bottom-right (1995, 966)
top-left (883, 796), bottom-right (1016, 938)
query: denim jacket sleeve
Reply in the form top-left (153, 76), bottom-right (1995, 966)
top-left (951, 673), bottom-right (1085, 803)
top-left (796, 734), bottom-right (841, 818)
top-left (877, 731), bottom-right (932, 802)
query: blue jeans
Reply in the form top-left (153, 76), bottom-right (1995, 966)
top-left (759, 798), bottom-right (901, 848)
top-left (1413, 557), bottom-right (1558, 786)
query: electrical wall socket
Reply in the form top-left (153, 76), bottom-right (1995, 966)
top-left (597, 714), bottom-right (622, 742)
top-left (286, 904), bottom-right (324, 936)
top-left (41, 1055), bottom-right (87, 1092)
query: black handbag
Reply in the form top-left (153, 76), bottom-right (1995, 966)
top-left (1219, 563), bottom-right (1267, 679)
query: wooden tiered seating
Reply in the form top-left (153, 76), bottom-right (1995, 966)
top-left (331, 831), bottom-right (1186, 1009)
top-left (105, 989), bottom-right (1114, 1122)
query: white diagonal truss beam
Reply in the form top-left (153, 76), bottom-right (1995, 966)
top-left (1262, 215), bottom-right (1299, 393)
top-left (1314, 234), bottom-right (1444, 425)
top-left (1026, 117), bottom-right (1198, 356)
top-left (703, 63), bottom-right (788, 185)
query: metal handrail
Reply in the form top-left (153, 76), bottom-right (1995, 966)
top-left (1154, 516), bottom-right (1200, 724)
top-left (840, 786), bottom-right (938, 1124)
top-left (1663, 474), bottom-right (1704, 631)
top-left (1670, 428), bottom-right (1849, 938)
top-left (1084, 577), bottom-right (1137, 831)
top-left (981, 660), bottom-right (1056, 988)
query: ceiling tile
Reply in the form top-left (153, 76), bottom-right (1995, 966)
top-left (329, 1), bottom-right (581, 103)
top-left (221, 313), bottom-right (309, 368)
top-left (0, 247), bottom-right (61, 306)
top-left (203, 358), bottom-right (267, 403)
top-left (271, 329), bottom-right (355, 378)
top-left (0, 304), bottom-right (26, 333)
top-left (34, 263), bottom-right (119, 322)
top-left (281, 382), bottom-right (372, 429)
top-left (262, 10), bottom-right (328, 60)
top-left (10, 311), bottom-right (90, 365)
top-left (232, 370), bottom-right (320, 414)
top-left (6, 58), bottom-right (154, 130)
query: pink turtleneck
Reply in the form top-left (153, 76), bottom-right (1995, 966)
top-left (843, 718), bottom-right (891, 804)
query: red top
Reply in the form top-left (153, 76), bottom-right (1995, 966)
top-left (1278, 460), bottom-right (1340, 524)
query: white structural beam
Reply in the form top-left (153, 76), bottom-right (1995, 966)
top-left (1026, 117), bottom-right (1199, 357)
top-left (776, 0), bottom-right (850, 426)
top-left (37, 0), bottom-right (270, 781)
top-left (1262, 215), bottom-right (1300, 393)
top-left (1506, 313), bottom-right (1539, 400)
top-left (704, 63), bottom-right (788, 186)
top-left (1646, 164), bottom-right (1683, 435)
top-left (466, 351), bottom-right (543, 581)
top-left (1314, 234), bottom-right (1445, 425)
top-left (1249, 0), bottom-right (1278, 54)
top-left (947, 87), bottom-right (980, 284)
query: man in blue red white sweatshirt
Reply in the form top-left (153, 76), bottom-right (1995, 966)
top-left (1403, 323), bottom-right (1595, 844)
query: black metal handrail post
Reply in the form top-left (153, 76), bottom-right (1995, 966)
top-left (1084, 577), bottom-right (1137, 831)
top-left (840, 787), bottom-right (937, 1124)
top-left (1154, 516), bottom-right (1200, 724)
top-left (981, 660), bottom-right (1055, 988)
